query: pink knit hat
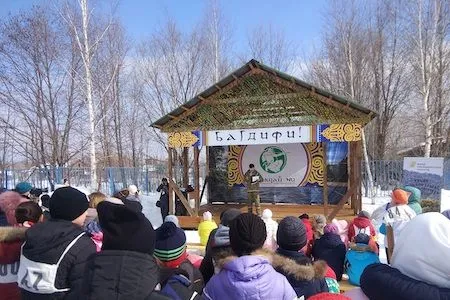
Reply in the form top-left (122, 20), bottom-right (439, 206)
top-left (0, 191), bottom-right (26, 225)
top-left (324, 223), bottom-right (339, 235)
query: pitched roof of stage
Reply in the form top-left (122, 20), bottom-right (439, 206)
top-left (151, 59), bottom-right (376, 132)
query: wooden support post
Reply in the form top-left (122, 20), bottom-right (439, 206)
top-left (194, 147), bottom-right (200, 215)
top-left (322, 143), bottom-right (329, 217)
top-left (169, 178), bottom-right (195, 216)
top-left (168, 148), bottom-right (174, 214)
top-left (182, 147), bottom-right (189, 188)
top-left (327, 188), bottom-right (355, 221)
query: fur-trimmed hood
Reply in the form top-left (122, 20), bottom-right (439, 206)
top-left (0, 226), bottom-right (27, 243)
top-left (216, 248), bottom-right (327, 281)
top-left (349, 243), bottom-right (372, 252)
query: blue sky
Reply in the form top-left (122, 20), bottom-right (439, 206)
top-left (1, 0), bottom-right (326, 56)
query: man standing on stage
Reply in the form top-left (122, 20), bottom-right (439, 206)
top-left (244, 164), bottom-right (263, 216)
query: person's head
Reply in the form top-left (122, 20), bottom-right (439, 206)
top-left (203, 211), bottom-right (213, 221)
top-left (15, 201), bottom-right (43, 225)
top-left (220, 208), bottom-right (241, 226)
top-left (358, 210), bottom-right (370, 219)
top-left (354, 233), bottom-right (370, 245)
top-left (391, 188), bottom-right (409, 206)
top-left (324, 223), bottom-right (339, 235)
top-left (162, 178), bottom-right (168, 184)
top-left (128, 185), bottom-right (138, 196)
top-left (40, 194), bottom-right (50, 209)
top-left (164, 214), bottom-right (179, 227)
top-left (249, 163), bottom-right (255, 170)
top-left (277, 216), bottom-right (307, 251)
top-left (154, 221), bottom-right (187, 268)
top-left (0, 191), bottom-right (24, 225)
top-left (299, 213), bottom-right (309, 220)
top-left (15, 182), bottom-right (33, 196)
top-left (63, 178), bottom-right (69, 186)
top-left (97, 200), bottom-right (155, 254)
top-left (229, 213), bottom-right (266, 256)
top-left (262, 209), bottom-right (273, 221)
top-left (88, 192), bottom-right (107, 209)
top-left (312, 214), bottom-right (327, 236)
top-left (49, 187), bottom-right (89, 226)
top-left (113, 189), bottom-right (129, 201)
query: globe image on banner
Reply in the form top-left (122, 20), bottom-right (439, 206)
top-left (241, 144), bottom-right (309, 187)
top-left (259, 146), bottom-right (287, 173)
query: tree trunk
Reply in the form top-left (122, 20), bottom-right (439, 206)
top-left (362, 129), bottom-right (375, 203)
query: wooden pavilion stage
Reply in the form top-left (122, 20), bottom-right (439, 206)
top-left (178, 203), bottom-right (356, 228)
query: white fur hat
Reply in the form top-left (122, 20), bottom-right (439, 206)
top-left (262, 209), bottom-right (272, 220)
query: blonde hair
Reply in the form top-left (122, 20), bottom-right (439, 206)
top-left (88, 192), bottom-right (107, 209)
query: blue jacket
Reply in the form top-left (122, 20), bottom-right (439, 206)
top-left (312, 233), bottom-right (346, 280)
top-left (275, 248), bottom-right (329, 298)
top-left (361, 263), bottom-right (450, 300)
top-left (344, 244), bottom-right (380, 286)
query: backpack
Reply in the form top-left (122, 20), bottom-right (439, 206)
top-left (159, 261), bottom-right (203, 300)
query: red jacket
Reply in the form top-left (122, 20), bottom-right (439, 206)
top-left (347, 217), bottom-right (376, 242)
top-left (0, 227), bottom-right (27, 300)
top-left (301, 219), bottom-right (314, 256)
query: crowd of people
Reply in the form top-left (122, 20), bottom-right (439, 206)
top-left (0, 182), bottom-right (449, 300)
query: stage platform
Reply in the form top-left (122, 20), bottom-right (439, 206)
top-left (178, 203), bottom-right (356, 229)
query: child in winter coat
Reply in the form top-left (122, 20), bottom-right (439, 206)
top-left (155, 221), bottom-right (204, 297)
top-left (360, 213), bottom-right (450, 300)
top-left (15, 201), bottom-right (43, 227)
top-left (312, 224), bottom-right (346, 281)
top-left (332, 218), bottom-right (349, 246)
top-left (380, 188), bottom-right (416, 262)
top-left (275, 216), bottom-right (329, 299)
top-left (198, 211), bottom-right (217, 246)
top-left (203, 213), bottom-right (297, 300)
top-left (299, 214), bottom-right (314, 256)
top-left (344, 233), bottom-right (380, 286)
top-left (18, 187), bottom-right (96, 299)
top-left (262, 209), bottom-right (278, 251)
top-left (81, 200), bottom-right (171, 300)
top-left (0, 191), bottom-right (27, 300)
top-left (85, 192), bottom-right (108, 252)
top-left (347, 211), bottom-right (376, 243)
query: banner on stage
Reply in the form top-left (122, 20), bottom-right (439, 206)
top-left (206, 126), bottom-right (311, 146)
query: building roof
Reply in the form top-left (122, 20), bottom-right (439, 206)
top-left (151, 59), bottom-right (376, 132)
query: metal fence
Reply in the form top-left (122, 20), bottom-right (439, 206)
top-left (361, 160), bottom-right (403, 197)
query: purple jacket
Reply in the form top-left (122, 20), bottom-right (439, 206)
top-left (203, 255), bottom-right (297, 300)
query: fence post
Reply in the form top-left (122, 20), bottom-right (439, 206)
top-left (107, 168), bottom-right (115, 196)
top-left (145, 167), bottom-right (149, 195)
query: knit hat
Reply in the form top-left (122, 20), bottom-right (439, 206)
top-left (354, 233), bottom-right (370, 245)
top-left (49, 187), bottom-right (89, 221)
top-left (392, 188), bottom-right (409, 205)
top-left (97, 201), bottom-right (155, 254)
top-left (308, 293), bottom-right (351, 300)
top-left (358, 210), bottom-right (370, 219)
top-left (15, 182), bottom-right (33, 195)
top-left (164, 215), bottom-right (180, 227)
top-left (203, 211), bottom-right (212, 221)
top-left (324, 223), bottom-right (339, 235)
top-left (0, 191), bottom-right (24, 225)
top-left (213, 224), bottom-right (231, 247)
top-left (262, 209), bottom-right (272, 220)
top-left (442, 210), bottom-right (450, 220)
top-left (220, 208), bottom-right (241, 226)
top-left (154, 222), bottom-right (187, 268)
top-left (277, 216), bottom-right (307, 251)
top-left (229, 213), bottom-right (266, 256)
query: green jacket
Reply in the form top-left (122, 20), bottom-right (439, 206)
top-left (244, 169), bottom-right (263, 192)
top-left (402, 186), bottom-right (422, 215)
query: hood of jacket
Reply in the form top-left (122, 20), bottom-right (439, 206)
top-left (402, 186), bottom-right (421, 204)
top-left (392, 212), bottom-right (450, 289)
top-left (319, 233), bottom-right (344, 248)
top-left (352, 217), bottom-right (372, 229)
top-left (349, 243), bottom-right (374, 253)
top-left (23, 219), bottom-right (86, 263)
top-left (82, 250), bottom-right (160, 299)
top-left (218, 249), bottom-right (326, 282)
